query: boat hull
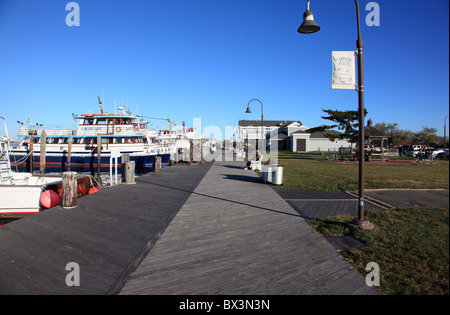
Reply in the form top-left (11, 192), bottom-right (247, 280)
top-left (0, 185), bottom-right (43, 215)
top-left (10, 151), bottom-right (171, 174)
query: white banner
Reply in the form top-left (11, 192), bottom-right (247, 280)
top-left (331, 51), bottom-right (356, 90)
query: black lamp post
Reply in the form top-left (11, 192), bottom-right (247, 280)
top-left (298, 0), bottom-right (372, 228)
top-left (245, 99), bottom-right (264, 153)
top-left (445, 115), bottom-right (449, 154)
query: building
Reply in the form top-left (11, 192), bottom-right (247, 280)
top-left (291, 129), bottom-right (353, 152)
top-left (238, 120), bottom-right (353, 152)
top-left (238, 120), bottom-right (305, 151)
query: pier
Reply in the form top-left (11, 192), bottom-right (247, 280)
top-left (0, 152), bottom-right (378, 295)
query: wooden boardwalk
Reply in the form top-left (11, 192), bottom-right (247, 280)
top-left (0, 153), bottom-right (379, 295)
top-left (274, 189), bottom-right (387, 220)
top-left (120, 158), bottom-right (379, 295)
top-left (0, 163), bottom-right (212, 294)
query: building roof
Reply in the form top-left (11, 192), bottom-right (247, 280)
top-left (351, 120), bottom-right (389, 139)
top-left (292, 129), bottom-right (345, 139)
top-left (238, 120), bottom-right (301, 127)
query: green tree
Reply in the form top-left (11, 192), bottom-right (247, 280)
top-left (307, 108), bottom-right (368, 140)
top-left (412, 127), bottom-right (440, 146)
top-left (374, 122), bottom-right (414, 146)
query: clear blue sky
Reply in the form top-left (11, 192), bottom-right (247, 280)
top-left (1, 0), bottom-right (449, 140)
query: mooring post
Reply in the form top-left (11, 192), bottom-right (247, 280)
top-left (67, 136), bottom-right (73, 171)
top-left (62, 171), bottom-right (77, 209)
top-left (124, 160), bottom-right (135, 184)
top-left (40, 130), bottom-right (46, 174)
top-left (28, 135), bottom-right (34, 174)
top-left (154, 156), bottom-right (162, 173)
top-left (96, 134), bottom-right (102, 186)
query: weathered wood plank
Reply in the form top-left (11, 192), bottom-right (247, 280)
top-left (120, 160), bottom-right (378, 295)
top-left (0, 162), bottom-right (212, 294)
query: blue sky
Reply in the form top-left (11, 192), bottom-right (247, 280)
top-left (0, 0), bottom-right (449, 140)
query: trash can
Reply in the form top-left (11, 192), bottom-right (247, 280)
top-left (262, 165), bottom-right (272, 183)
top-left (271, 164), bottom-right (283, 185)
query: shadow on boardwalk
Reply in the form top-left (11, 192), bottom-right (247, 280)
top-left (120, 160), bottom-right (379, 295)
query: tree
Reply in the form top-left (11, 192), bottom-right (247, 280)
top-left (412, 127), bottom-right (440, 146)
top-left (307, 108), bottom-right (368, 140)
top-left (374, 122), bottom-right (414, 146)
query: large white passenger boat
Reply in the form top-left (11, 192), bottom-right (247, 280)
top-left (12, 101), bottom-right (176, 174)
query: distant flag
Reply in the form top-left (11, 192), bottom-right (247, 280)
top-left (26, 117), bottom-right (31, 124)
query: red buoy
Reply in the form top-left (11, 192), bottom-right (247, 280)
top-left (89, 187), bottom-right (99, 194)
top-left (40, 190), bottom-right (61, 208)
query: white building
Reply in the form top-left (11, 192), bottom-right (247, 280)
top-left (291, 129), bottom-right (354, 152)
top-left (238, 120), bottom-right (353, 152)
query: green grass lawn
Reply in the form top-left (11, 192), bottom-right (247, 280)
top-left (262, 153), bottom-right (449, 295)
top-left (278, 159), bottom-right (449, 191)
top-left (309, 207), bottom-right (449, 295)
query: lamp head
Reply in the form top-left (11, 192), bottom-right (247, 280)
top-left (298, 10), bottom-right (320, 34)
top-left (245, 106), bottom-right (252, 114)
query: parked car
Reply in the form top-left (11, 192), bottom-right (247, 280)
top-left (435, 149), bottom-right (449, 159)
top-left (432, 149), bottom-right (444, 157)
top-left (406, 149), bottom-right (421, 156)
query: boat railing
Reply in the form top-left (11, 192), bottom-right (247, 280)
top-left (19, 125), bottom-right (75, 136)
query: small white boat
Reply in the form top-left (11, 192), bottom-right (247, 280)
top-left (1, 121), bottom-right (63, 218)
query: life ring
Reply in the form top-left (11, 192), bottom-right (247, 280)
top-left (116, 126), bottom-right (121, 132)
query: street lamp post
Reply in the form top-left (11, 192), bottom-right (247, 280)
top-left (245, 99), bottom-right (264, 154)
top-left (298, 0), bottom-right (372, 228)
top-left (445, 115), bottom-right (449, 154)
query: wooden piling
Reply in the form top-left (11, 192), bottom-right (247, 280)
top-left (28, 136), bottom-right (34, 174)
top-left (123, 161), bottom-right (135, 184)
top-left (97, 134), bottom-right (102, 185)
top-left (154, 156), bottom-right (162, 173)
top-left (62, 171), bottom-right (77, 209)
top-left (40, 130), bottom-right (46, 174)
top-left (67, 136), bottom-right (73, 171)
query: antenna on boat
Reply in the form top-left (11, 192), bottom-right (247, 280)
top-left (98, 96), bottom-right (104, 114)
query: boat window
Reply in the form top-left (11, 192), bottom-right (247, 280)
top-left (84, 119), bottom-right (94, 125)
top-left (97, 119), bottom-right (107, 125)
top-left (73, 138), bottom-right (81, 144)
top-left (52, 138), bottom-right (59, 144)
top-left (143, 138), bottom-right (148, 143)
top-left (107, 119), bottom-right (113, 124)
top-left (116, 138), bottom-right (123, 144)
top-left (101, 138), bottom-right (108, 144)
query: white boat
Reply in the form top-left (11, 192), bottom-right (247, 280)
top-left (1, 121), bottom-right (63, 218)
top-left (11, 99), bottom-right (176, 174)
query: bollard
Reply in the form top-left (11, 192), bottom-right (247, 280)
top-left (124, 161), bottom-right (136, 184)
top-left (62, 171), bottom-right (77, 209)
top-left (169, 153), bottom-right (174, 167)
top-left (154, 156), bottom-right (162, 173)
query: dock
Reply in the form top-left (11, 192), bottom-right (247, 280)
top-left (0, 152), bottom-right (378, 295)
top-left (0, 162), bottom-right (212, 294)
top-left (120, 158), bottom-right (378, 295)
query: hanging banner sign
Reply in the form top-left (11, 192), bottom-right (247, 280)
top-left (331, 51), bottom-right (356, 90)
